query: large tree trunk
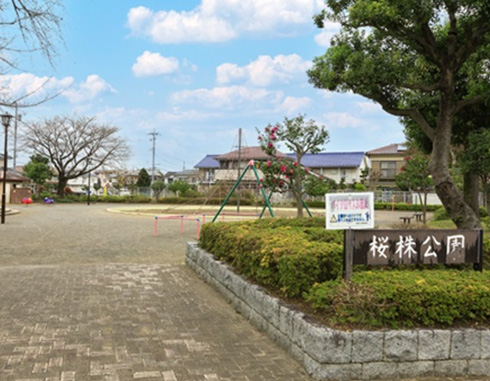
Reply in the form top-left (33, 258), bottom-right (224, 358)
top-left (431, 94), bottom-right (481, 229)
top-left (57, 177), bottom-right (68, 197)
top-left (463, 172), bottom-right (480, 216)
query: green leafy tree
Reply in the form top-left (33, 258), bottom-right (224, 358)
top-left (22, 154), bottom-right (54, 197)
top-left (136, 168), bottom-right (151, 187)
top-left (460, 129), bottom-right (490, 215)
top-left (308, 1), bottom-right (490, 228)
top-left (168, 180), bottom-right (192, 197)
top-left (257, 114), bottom-right (329, 217)
top-left (304, 176), bottom-right (335, 197)
top-left (395, 153), bottom-right (433, 224)
top-left (93, 182), bottom-right (101, 194)
top-left (151, 180), bottom-right (166, 200)
top-left (404, 100), bottom-right (488, 217)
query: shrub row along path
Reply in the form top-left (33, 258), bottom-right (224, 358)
top-left (0, 203), bottom-right (483, 381)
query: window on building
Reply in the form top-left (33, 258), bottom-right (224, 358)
top-left (380, 161), bottom-right (397, 178)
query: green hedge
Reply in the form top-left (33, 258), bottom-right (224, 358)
top-left (199, 218), bottom-right (343, 297)
top-left (304, 200), bottom-right (442, 211)
top-left (200, 217), bottom-right (490, 329)
top-left (305, 269), bottom-right (490, 328)
top-left (156, 197), bottom-right (255, 205)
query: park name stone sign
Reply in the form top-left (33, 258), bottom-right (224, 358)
top-left (343, 229), bottom-right (483, 280)
top-left (352, 229), bottom-right (482, 265)
top-left (186, 242), bottom-right (490, 380)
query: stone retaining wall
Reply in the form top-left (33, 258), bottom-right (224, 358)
top-left (186, 242), bottom-right (490, 380)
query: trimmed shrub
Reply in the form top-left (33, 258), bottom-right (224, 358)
top-left (200, 216), bottom-right (490, 329)
top-left (199, 218), bottom-right (343, 297)
top-left (305, 269), bottom-right (490, 328)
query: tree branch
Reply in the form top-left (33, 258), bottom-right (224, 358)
top-left (453, 95), bottom-right (485, 115)
top-left (376, 100), bottom-right (436, 141)
top-left (401, 81), bottom-right (441, 92)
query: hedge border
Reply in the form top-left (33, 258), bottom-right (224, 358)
top-left (186, 242), bottom-right (490, 381)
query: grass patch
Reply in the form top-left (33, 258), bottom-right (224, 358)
top-left (427, 219), bottom-right (457, 229)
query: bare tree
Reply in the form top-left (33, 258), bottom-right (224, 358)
top-left (0, 0), bottom-right (63, 107)
top-left (22, 115), bottom-right (130, 196)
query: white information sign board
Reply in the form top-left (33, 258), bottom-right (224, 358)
top-left (326, 192), bottom-right (374, 230)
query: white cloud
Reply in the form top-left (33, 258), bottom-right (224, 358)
top-left (0, 73), bottom-right (115, 105)
top-left (314, 21), bottom-right (341, 47)
top-left (324, 112), bottom-right (365, 129)
top-left (278, 96), bottom-right (311, 114)
top-left (0, 73), bottom-right (74, 103)
top-left (357, 101), bottom-right (383, 113)
top-left (127, 0), bottom-right (324, 43)
top-left (217, 54), bottom-right (311, 86)
top-left (171, 85), bottom-right (282, 109)
top-left (127, 6), bottom-right (236, 43)
top-left (63, 75), bottom-right (116, 104)
top-left (132, 51), bottom-right (179, 77)
top-left (216, 63), bottom-right (247, 84)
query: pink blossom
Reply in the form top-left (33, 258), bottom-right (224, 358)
top-left (258, 136), bottom-right (262, 140)
top-left (266, 160), bottom-right (271, 167)
top-left (293, 162), bottom-right (298, 166)
top-left (280, 165), bottom-right (287, 173)
top-left (265, 127), bottom-right (269, 132)
top-left (270, 134), bottom-right (276, 140)
top-left (289, 169), bottom-right (294, 174)
top-left (273, 126), bottom-right (278, 132)
top-left (260, 178), bottom-right (263, 182)
top-left (268, 142), bottom-right (274, 148)
top-left (285, 175), bottom-right (289, 179)
top-left (305, 168), bottom-right (309, 173)
top-left (279, 180), bottom-right (284, 187)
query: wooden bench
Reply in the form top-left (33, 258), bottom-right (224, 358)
top-left (413, 213), bottom-right (423, 222)
top-left (400, 216), bottom-right (413, 224)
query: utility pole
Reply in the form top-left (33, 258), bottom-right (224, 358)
top-left (13, 103), bottom-right (20, 169)
top-left (148, 130), bottom-right (160, 185)
top-left (237, 128), bottom-right (242, 213)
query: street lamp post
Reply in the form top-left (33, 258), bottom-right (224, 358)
top-left (1, 113), bottom-right (13, 224)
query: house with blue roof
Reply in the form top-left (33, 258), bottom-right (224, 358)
top-left (194, 154), bottom-right (220, 187)
top-left (288, 152), bottom-right (369, 184)
top-left (194, 149), bottom-right (369, 188)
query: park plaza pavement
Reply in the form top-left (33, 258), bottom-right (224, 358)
top-left (0, 203), bottom-right (485, 381)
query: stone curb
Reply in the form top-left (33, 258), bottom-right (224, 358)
top-left (186, 242), bottom-right (490, 380)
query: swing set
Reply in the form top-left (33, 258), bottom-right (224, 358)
top-left (212, 160), bottom-right (312, 222)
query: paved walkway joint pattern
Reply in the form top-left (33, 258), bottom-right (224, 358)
top-left (0, 263), bottom-right (311, 381)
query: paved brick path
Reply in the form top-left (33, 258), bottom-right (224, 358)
top-left (0, 204), bottom-right (311, 380)
top-left (0, 263), bottom-right (314, 380)
top-left (0, 204), bottom-right (486, 381)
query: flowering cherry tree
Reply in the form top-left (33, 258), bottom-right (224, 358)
top-left (257, 115), bottom-right (329, 217)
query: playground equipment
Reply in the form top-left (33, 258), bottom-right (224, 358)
top-left (212, 160), bottom-right (313, 222)
top-left (153, 215), bottom-right (202, 239)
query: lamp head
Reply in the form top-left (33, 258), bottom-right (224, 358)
top-left (1, 113), bottom-right (12, 128)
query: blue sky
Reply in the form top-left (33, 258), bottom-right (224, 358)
top-left (5, 0), bottom-right (404, 172)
